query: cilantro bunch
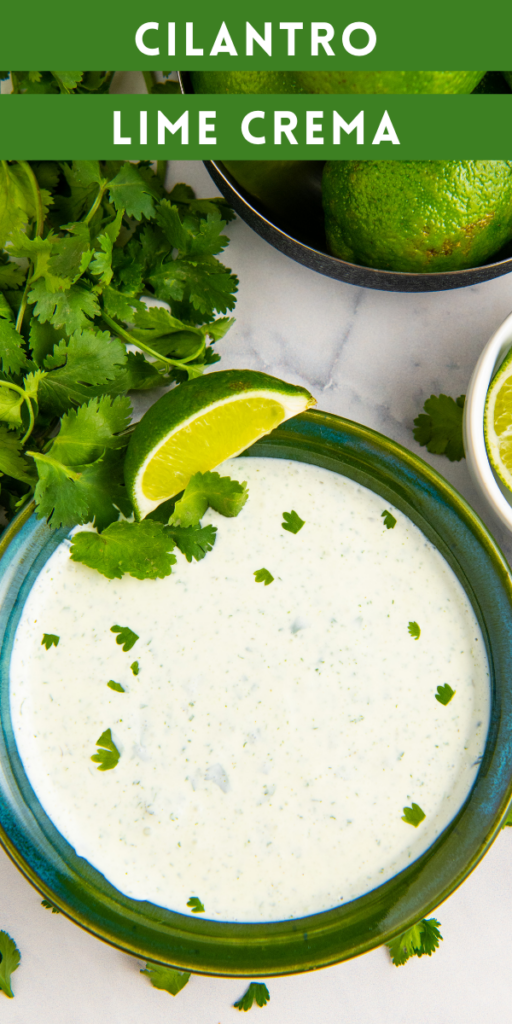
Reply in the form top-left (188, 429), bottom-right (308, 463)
top-left (0, 71), bottom-right (180, 95)
top-left (0, 159), bottom-right (237, 542)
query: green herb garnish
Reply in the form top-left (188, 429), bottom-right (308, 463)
top-left (71, 521), bottom-right (177, 580)
top-left (141, 963), bottom-right (191, 995)
top-left (91, 728), bottom-right (120, 771)
top-left (281, 509), bottom-right (305, 534)
top-left (413, 394), bottom-right (465, 462)
top-left (107, 680), bottom-right (125, 693)
top-left (254, 568), bottom-right (274, 586)
top-left (435, 684), bottom-right (455, 705)
top-left (401, 803), bottom-right (426, 827)
top-left (170, 471), bottom-right (248, 528)
top-left (408, 621), bottom-right (421, 640)
top-left (41, 633), bottom-right (59, 649)
top-left (41, 898), bottom-right (60, 913)
top-left (110, 624), bottom-right (138, 651)
top-left (130, 661), bottom-right (139, 676)
top-left (234, 982), bottom-right (270, 1011)
top-left (0, 930), bottom-right (20, 998)
top-left (381, 509), bottom-right (396, 529)
top-left (186, 896), bottom-right (205, 913)
top-left (387, 918), bottom-right (442, 966)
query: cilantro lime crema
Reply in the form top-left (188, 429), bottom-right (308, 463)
top-left (9, 458), bottom-right (489, 922)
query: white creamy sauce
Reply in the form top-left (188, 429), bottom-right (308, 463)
top-left (10, 457), bottom-right (489, 922)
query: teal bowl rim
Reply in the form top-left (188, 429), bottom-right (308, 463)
top-left (1, 408), bottom-right (512, 977)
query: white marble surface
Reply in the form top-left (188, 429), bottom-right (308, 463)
top-left (2, 159), bottom-right (512, 1022)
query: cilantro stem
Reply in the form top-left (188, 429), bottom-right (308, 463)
top-left (156, 161), bottom-right (167, 185)
top-left (84, 182), bottom-right (108, 226)
top-left (10, 72), bottom-right (20, 94)
top-left (0, 380), bottom-right (35, 444)
top-left (142, 71), bottom-right (155, 95)
top-left (101, 311), bottom-right (203, 375)
top-left (14, 162), bottom-right (44, 333)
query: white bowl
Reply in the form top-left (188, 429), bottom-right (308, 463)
top-left (464, 310), bottom-right (512, 531)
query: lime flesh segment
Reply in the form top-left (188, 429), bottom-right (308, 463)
top-left (142, 396), bottom-right (285, 503)
top-left (484, 348), bottom-right (512, 490)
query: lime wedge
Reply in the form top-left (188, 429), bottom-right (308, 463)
top-left (484, 347), bottom-right (512, 491)
top-left (125, 370), bottom-right (316, 518)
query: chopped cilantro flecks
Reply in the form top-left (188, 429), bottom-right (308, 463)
top-left (413, 394), bottom-right (465, 462)
top-left (170, 472), bottom-right (248, 528)
top-left (91, 728), bottom-right (120, 771)
top-left (41, 633), bottom-right (59, 649)
top-left (0, 930), bottom-right (20, 998)
top-left (402, 803), bottom-right (426, 827)
top-left (435, 684), bottom-right (455, 706)
top-left (187, 896), bottom-right (205, 913)
top-left (234, 982), bottom-right (270, 1011)
top-left (387, 918), bottom-right (442, 966)
top-left (107, 680), bottom-right (125, 693)
top-left (110, 624), bottom-right (139, 652)
top-left (41, 899), bottom-right (60, 913)
top-left (281, 510), bottom-right (305, 534)
top-left (254, 568), bottom-right (274, 586)
top-left (381, 509), bottom-right (396, 530)
top-left (408, 621), bottom-right (421, 640)
top-left (141, 963), bottom-right (191, 995)
top-left (130, 661), bottom-right (139, 676)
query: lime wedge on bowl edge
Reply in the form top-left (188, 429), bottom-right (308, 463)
top-left (484, 347), bottom-right (512, 493)
top-left (125, 369), bottom-right (316, 519)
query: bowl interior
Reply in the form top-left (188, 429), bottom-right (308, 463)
top-left (464, 311), bottom-right (512, 532)
top-left (1, 411), bottom-right (512, 975)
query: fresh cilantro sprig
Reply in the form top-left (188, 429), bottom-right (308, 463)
top-left (413, 394), bottom-right (465, 461)
top-left (387, 918), bottom-right (442, 966)
top-left (234, 982), bottom-right (270, 1011)
top-left (0, 160), bottom-right (237, 559)
top-left (141, 963), bottom-right (191, 995)
top-left (0, 930), bottom-right (21, 998)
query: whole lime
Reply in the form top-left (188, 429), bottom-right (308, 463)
top-left (190, 70), bottom-right (302, 94)
top-left (322, 160), bottom-right (512, 273)
top-left (190, 70), bottom-right (484, 95)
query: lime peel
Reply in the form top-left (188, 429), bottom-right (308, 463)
top-left (484, 347), bottom-right (512, 492)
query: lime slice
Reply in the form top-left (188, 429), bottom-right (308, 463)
top-left (125, 370), bottom-right (316, 518)
top-left (484, 347), bottom-right (512, 491)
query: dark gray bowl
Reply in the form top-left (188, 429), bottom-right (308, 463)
top-left (179, 71), bottom-right (512, 293)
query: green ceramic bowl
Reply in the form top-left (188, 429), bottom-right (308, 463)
top-left (1, 410), bottom-right (512, 976)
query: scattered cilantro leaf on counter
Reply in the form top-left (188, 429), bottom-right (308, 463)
top-left (501, 803), bottom-right (512, 828)
top-left (167, 523), bottom-right (217, 563)
top-left (387, 918), bottom-right (442, 966)
top-left (170, 472), bottom-right (248, 528)
top-left (381, 509), bottom-right (396, 530)
top-left (281, 510), bottom-right (305, 534)
top-left (435, 684), bottom-right (455, 706)
top-left (107, 680), bottom-right (125, 693)
top-left (234, 982), bottom-right (270, 1011)
top-left (42, 633), bottom-right (59, 649)
top-left (0, 930), bottom-right (21, 998)
top-left (402, 803), bottom-right (426, 827)
top-left (408, 621), bottom-right (421, 640)
top-left (110, 624), bottom-right (139, 652)
top-left (413, 394), bottom-right (465, 462)
top-left (71, 521), bottom-right (177, 580)
top-left (254, 568), bottom-right (274, 586)
top-left (187, 896), bottom-right (205, 913)
top-left (91, 728), bottom-right (120, 771)
top-left (131, 661), bottom-right (139, 675)
top-left (41, 899), bottom-right (60, 913)
top-left (141, 963), bottom-right (191, 995)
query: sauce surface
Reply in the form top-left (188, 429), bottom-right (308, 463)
top-left (10, 457), bottom-right (489, 922)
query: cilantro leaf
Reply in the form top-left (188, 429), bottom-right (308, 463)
top-left (141, 964), bottom-right (190, 996)
top-left (381, 509), bottom-right (396, 529)
top-left (187, 896), bottom-right (205, 913)
top-left (70, 521), bottom-right (177, 580)
top-left (51, 71), bottom-right (84, 92)
top-left (148, 256), bottom-right (238, 319)
top-left (42, 633), bottom-right (59, 649)
top-left (0, 161), bottom-right (38, 248)
top-left (413, 394), bottom-right (465, 462)
top-left (170, 472), bottom-right (248, 528)
top-left (107, 680), bottom-right (125, 692)
top-left (388, 918), bottom-right (442, 966)
top-left (408, 621), bottom-right (421, 640)
top-left (0, 426), bottom-right (35, 483)
top-left (41, 899), bottom-right (60, 913)
top-left (91, 727), bottom-right (120, 771)
top-left (38, 330), bottom-right (127, 414)
top-left (234, 983), bottom-right (270, 1011)
top-left (0, 318), bottom-right (29, 375)
top-left (435, 684), bottom-right (455, 705)
top-left (254, 568), bottom-right (274, 586)
top-left (130, 661), bottom-right (139, 675)
top-left (167, 523), bottom-right (217, 563)
top-left (30, 446), bottom-right (130, 530)
top-left (110, 624), bottom-right (139, 651)
top-left (0, 930), bottom-right (21, 998)
top-left (108, 164), bottom-right (157, 221)
top-left (49, 395), bottom-right (131, 466)
top-left (402, 803), bottom-right (426, 827)
top-left (29, 278), bottom-right (100, 334)
top-left (281, 510), bottom-right (305, 534)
